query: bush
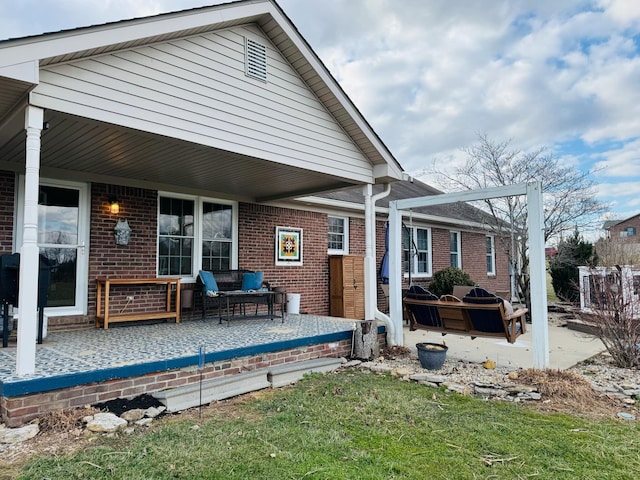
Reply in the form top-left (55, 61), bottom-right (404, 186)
top-left (549, 229), bottom-right (596, 303)
top-left (428, 267), bottom-right (475, 297)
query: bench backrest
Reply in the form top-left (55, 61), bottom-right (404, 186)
top-left (404, 286), bottom-right (442, 328)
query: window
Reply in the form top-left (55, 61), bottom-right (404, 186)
top-left (621, 227), bottom-right (637, 237)
top-left (158, 194), bottom-right (236, 278)
top-left (158, 197), bottom-right (194, 276)
top-left (486, 235), bottom-right (496, 276)
top-left (328, 216), bottom-right (349, 254)
top-left (202, 202), bottom-right (233, 271)
top-left (403, 227), bottom-right (432, 276)
top-left (450, 231), bottom-right (461, 268)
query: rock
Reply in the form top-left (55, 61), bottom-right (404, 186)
top-left (135, 418), bottom-right (154, 427)
top-left (507, 371), bottom-right (519, 380)
top-left (365, 363), bottom-right (394, 374)
top-left (144, 406), bottom-right (165, 418)
top-left (86, 412), bottom-right (128, 433)
top-left (342, 360), bottom-right (362, 368)
top-left (410, 373), bottom-right (446, 384)
top-left (392, 367), bottom-right (413, 377)
top-left (121, 409), bottom-right (145, 423)
top-left (0, 424), bottom-right (39, 444)
top-left (475, 386), bottom-right (508, 397)
top-left (505, 385), bottom-right (537, 394)
top-left (444, 383), bottom-right (471, 395)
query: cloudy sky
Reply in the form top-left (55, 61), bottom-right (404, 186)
top-left (1, 0), bottom-right (639, 226)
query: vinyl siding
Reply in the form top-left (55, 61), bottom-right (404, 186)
top-left (30, 25), bottom-right (373, 183)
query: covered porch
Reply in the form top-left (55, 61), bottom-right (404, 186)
top-left (0, 0), bottom-right (404, 383)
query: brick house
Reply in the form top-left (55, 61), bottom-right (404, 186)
top-left (604, 213), bottom-right (640, 240)
top-left (0, 0), bottom-right (512, 379)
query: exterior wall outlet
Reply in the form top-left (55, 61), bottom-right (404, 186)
top-left (126, 296), bottom-right (134, 301)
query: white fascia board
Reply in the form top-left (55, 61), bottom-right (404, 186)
top-left (0, 1), bottom-right (272, 67)
top-left (294, 196), bottom-right (494, 230)
top-left (373, 162), bottom-right (404, 182)
top-left (0, 60), bottom-right (39, 83)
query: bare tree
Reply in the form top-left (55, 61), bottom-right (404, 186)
top-left (427, 134), bottom-right (607, 311)
top-left (583, 267), bottom-right (640, 368)
top-left (595, 236), bottom-right (640, 267)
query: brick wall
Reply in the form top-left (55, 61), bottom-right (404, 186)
top-left (0, 171), bottom-right (14, 254)
top-left (611, 214), bottom-right (640, 241)
top-left (87, 184), bottom-right (160, 326)
top-left (238, 203), bottom-right (333, 315)
top-left (0, 340), bottom-right (354, 427)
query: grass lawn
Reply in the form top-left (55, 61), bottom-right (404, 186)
top-left (18, 370), bottom-right (640, 479)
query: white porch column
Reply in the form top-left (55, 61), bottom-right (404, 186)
top-left (527, 181), bottom-right (549, 369)
top-left (16, 105), bottom-right (43, 376)
top-left (388, 201), bottom-right (404, 346)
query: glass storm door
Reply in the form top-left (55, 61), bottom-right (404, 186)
top-left (18, 179), bottom-right (89, 315)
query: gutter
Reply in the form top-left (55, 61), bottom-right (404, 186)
top-left (364, 183), bottom-right (395, 346)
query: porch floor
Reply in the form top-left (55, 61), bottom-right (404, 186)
top-left (0, 314), bottom-right (359, 396)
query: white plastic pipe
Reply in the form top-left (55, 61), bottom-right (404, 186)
top-left (363, 184), bottom-right (395, 346)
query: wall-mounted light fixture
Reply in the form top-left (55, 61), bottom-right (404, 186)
top-left (109, 196), bottom-right (120, 215)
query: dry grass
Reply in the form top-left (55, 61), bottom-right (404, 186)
top-left (517, 368), bottom-right (637, 419)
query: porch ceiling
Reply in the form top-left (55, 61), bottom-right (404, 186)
top-left (0, 110), bottom-right (357, 202)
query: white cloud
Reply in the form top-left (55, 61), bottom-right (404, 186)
top-left (1, 0), bottom-right (638, 220)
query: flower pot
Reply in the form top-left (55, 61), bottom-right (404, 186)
top-left (416, 342), bottom-right (448, 370)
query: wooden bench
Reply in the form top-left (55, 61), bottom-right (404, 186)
top-left (403, 294), bottom-right (527, 344)
top-left (95, 277), bottom-right (181, 329)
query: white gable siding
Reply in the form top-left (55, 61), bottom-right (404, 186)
top-left (30, 26), bottom-right (373, 183)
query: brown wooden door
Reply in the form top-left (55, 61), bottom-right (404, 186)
top-left (329, 255), bottom-right (364, 319)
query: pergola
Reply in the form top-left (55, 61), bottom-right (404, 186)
top-left (387, 182), bottom-right (550, 369)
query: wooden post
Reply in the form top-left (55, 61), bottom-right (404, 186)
top-left (352, 320), bottom-right (379, 360)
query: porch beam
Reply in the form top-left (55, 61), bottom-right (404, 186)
top-left (16, 105), bottom-right (43, 376)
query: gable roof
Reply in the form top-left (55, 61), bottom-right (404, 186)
top-left (0, 0), bottom-right (403, 201)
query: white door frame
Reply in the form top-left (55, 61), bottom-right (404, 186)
top-left (16, 176), bottom-right (91, 316)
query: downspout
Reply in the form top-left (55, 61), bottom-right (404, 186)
top-left (364, 183), bottom-right (395, 346)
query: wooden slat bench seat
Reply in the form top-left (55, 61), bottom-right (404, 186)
top-left (403, 289), bottom-right (527, 344)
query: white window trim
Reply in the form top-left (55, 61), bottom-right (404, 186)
top-left (404, 226), bottom-right (432, 278)
top-left (450, 230), bottom-right (461, 269)
top-left (486, 235), bottom-right (496, 276)
top-left (157, 192), bottom-right (238, 282)
top-left (327, 216), bottom-right (349, 255)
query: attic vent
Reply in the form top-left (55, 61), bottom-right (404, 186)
top-left (245, 38), bottom-right (267, 81)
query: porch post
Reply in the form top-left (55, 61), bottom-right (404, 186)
top-left (16, 105), bottom-right (43, 376)
top-left (388, 201), bottom-right (404, 345)
top-left (527, 181), bottom-right (549, 369)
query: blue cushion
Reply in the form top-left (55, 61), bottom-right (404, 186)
top-left (199, 270), bottom-right (218, 293)
top-left (242, 271), bottom-right (264, 291)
